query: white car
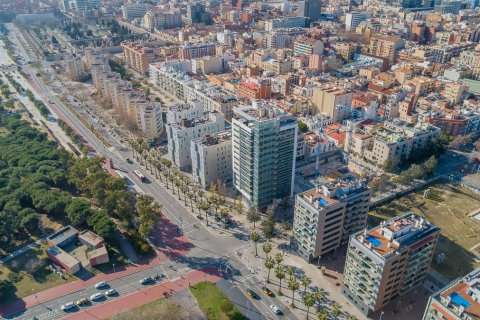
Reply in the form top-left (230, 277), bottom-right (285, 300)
top-left (61, 302), bottom-right (75, 311)
top-left (94, 281), bottom-right (107, 289)
top-left (105, 289), bottom-right (117, 296)
top-left (90, 293), bottom-right (104, 301)
top-left (139, 277), bottom-right (153, 285)
top-left (270, 304), bottom-right (281, 314)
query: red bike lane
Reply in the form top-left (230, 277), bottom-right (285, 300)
top-left (62, 268), bottom-right (220, 320)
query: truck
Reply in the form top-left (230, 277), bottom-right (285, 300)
top-left (133, 170), bottom-right (146, 182)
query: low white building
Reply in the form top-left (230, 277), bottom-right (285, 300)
top-left (166, 112), bottom-right (225, 171)
top-left (166, 101), bottom-right (204, 124)
top-left (135, 101), bottom-right (164, 143)
top-left (191, 131), bottom-right (232, 189)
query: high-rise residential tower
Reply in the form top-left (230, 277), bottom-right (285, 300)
top-left (232, 101), bottom-right (298, 208)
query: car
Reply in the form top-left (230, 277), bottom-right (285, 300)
top-left (61, 302), bottom-right (75, 311)
top-left (125, 158), bottom-right (133, 164)
top-left (105, 289), bottom-right (117, 296)
top-left (139, 277), bottom-right (153, 285)
top-left (90, 293), bottom-right (104, 301)
top-left (76, 298), bottom-right (88, 306)
top-left (95, 281), bottom-right (107, 289)
top-left (270, 304), bottom-right (281, 314)
top-left (246, 289), bottom-right (258, 299)
top-left (262, 286), bottom-right (274, 296)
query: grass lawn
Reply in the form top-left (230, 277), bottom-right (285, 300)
top-left (190, 281), bottom-right (246, 320)
top-left (0, 244), bottom-right (76, 304)
top-left (370, 180), bottom-right (480, 280)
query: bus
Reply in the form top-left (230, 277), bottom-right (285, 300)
top-left (133, 170), bottom-right (146, 182)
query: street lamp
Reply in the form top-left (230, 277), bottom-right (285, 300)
top-left (395, 300), bottom-right (402, 314)
top-left (379, 311), bottom-right (384, 320)
top-left (113, 263), bottom-right (115, 273)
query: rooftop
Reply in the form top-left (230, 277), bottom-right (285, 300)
top-left (357, 212), bottom-right (439, 257)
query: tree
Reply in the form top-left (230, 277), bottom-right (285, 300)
top-left (423, 155), bottom-right (437, 175)
top-left (275, 266), bottom-right (285, 295)
top-left (250, 231), bottom-right (260, 256)
top-left (66, 198), bottom-right (92, 226)
top-left (288, 277), bottom-right (300, 307)
top-left (262, 211), bottom-right (275, 239)
top-left (219, 208), bottom-right (229, 228)
top-left (136, 195), bottom-right (162, 239)
top-left (302, 292), bottom-right (316, 319)
top-left (234, 196), bottom-right (244, 215)
top-left (383, 156), bottom-right (400, 173)
top-left (301, 275), bottom-right (310, 294)
top-left (331, 303), bottom-right (342, 319)
top-left (0, 280), bottom-right (13, 298)
top-left (247, 205), bottom-right (261, 228)
top-left (19, 209), bottom-right (40, 233)
top-left (262, 242), bottom-right (272, 258)
top-left (315, 289), bottom-right (326, 306)
top-left (297, 120), bottom-right (308, 133)
top-left (274, 252), bottom-right (284, 268)
top-left (317, 310), bottom-right (329, 320)
top-left (287, 266), bottom-right (295, 280)
top-left (265, 257), bottom-right (275, 283)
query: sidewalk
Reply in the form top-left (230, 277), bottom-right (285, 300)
top-left (0, 239), bottom-right (43, 264)
top-left (63, 267), bottom-right (220, 320)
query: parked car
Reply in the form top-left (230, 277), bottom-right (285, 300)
top-left (76, 298), bottom-right (88, 306)
top-left (61, 302), bottom-right (75, 311)
top-left (105, 289), bottom-right (117, 296)
top-left (262, 286), bottom-right (274, 297)
top-left (95, 281), bottom-right (108, 289)
top-left (140, 277), bottom-right (153, 285)
top-left (90, 293), bottom-right (104, 301)
top-left (246, 289), bottom-right (258, 299)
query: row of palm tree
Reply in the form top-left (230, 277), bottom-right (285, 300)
top-left (129, 138), bottom-right (231, 229)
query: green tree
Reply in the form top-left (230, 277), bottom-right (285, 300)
top-left (275, 266), bottom-right (285, 295)
top-left (317, 310), bottom-right (329, 320)
top-left (315, 289), bottom-right (326, 306)
top-left (288, 277), bottom-right (300, 307)
top-left (219, 208), bottom-right (229, 228)
top-left (274, 252), bottom-right (284, 268)
top-left (265, 256), bottom-right (275, 283)
top-left (262, 242), bottom-right (272, 258)
top-left (301, 275), bottom-right (310, 294)
top-left (297, 120), bottom-right (308, 133)
top-left (302, 292), bottom-right (316, 319)
top-left (136, 195), bottom-right (162, 239)
top-left (66, 198), bottom-right (92, 226)
top-left (383, 156), bottom-right (400, 173)
top-left (247, 205), bottom-right (261, 228)
top-left (0, 280), bottom-right (13, 298)
top-left (423, 155), bottom-right (437, 175)
top-left (234, 196), bottom-right (244, 215)
top-left (262, 211), bottom-right (275, 239)
top-left (250, 231), bottom-right (260, 256)
top-left (331, 303), bottom-right (342, 319)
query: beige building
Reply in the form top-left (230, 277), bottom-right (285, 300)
top-left (64, 54), bottom-right (84, 81)
top-left (179, 42), bottom-right (216, 60)
top-left (333, 43), bottom-right (358, 62)
top-left (292, 177), bottom-right (371, 261)
top-left (190, 131), bottom-right (232, 189)
top-left (135, 101), bottom-right (164, 142)
top-left (121, 42), bottom-right (160, 73)
top-left (312, 86), bottom-right (353, 117)
top-left (369, 35), bottom-right (405, 64)
top-left (363, 120), bottom-right (440, 166)
top-left (343, 212), bottom-right (439, 316)
top-left (408, 76), bottom-right (435, 96)
top-left (444, 82), bottom-right (468, 105)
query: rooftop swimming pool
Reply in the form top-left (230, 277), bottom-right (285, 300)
top-left (365, 235), bottom-right (382, 247)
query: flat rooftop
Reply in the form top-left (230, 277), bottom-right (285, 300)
top-left (47, 226), bottom-right (78, 247)
top-left (47, 246), bottom-right (80, 269)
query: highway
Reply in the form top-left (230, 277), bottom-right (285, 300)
top-left (3, 24), bottom-right (297, 320)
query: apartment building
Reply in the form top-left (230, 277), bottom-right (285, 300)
top-left (444, 82), bottom-right (468, 105)
top-left (122, 42), bottom-right (160, 73)
top-left (292, 177), bottom-right (371, 261)
top-left (362, 120), bottom-right (440, 166)
top-left (166, 101), bottom-right (204, 124)
top-left (333, 43), bottom-right (358, 62)
top-left (294, 36), bottom-right (324, 56)
top-left (430, 43), bottom-right (476, 64)
top-left (149, 62), bottom-right (194, 100)
top-left (312, 86), bottom-right (354, 118)
top-left (264, 17), bottom-right (308, 31)
top-left (179, 42), bottom-right (216, 60)
top-left (369, 35), bottom-right (405, 65)
top-left (457, 49), bottom-right (480, 69)
top-left (345, 12), bottom-right (371, 32)
top-left (166, 112), bottom-right (225, 172)
top-left (135, 101), bottom-right (164, 142)
top-left (297, 0), bottom-right (321, 22)
top-left (423, 268), bottom-right (480, 320)
top-left (122, 3), bottom-right (148, 20)
top-left (343, 212), bottom-right (440, 316)
top-left (191, 131), bottom-right (232, 189)
top-left (237, 79), bottom-right (272, 100)
top-left (184, 82), bottom-right (239, 119)
top-left (64, 54), bottom-right (84, 81)
top-left (142, 10), bottom-right (182, 31)
top-left (232, 101), bottom-right (298, 208)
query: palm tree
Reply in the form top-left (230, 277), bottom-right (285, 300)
top-left (250, 231), bottom-right (260, 256)
top-left (265, 257), bottom-right (275, 283)
top-left (219, 208), bottom-right (229, 228)
top-left (247, 205), bottom-right (261, 228)
top-left (302, 292), bottom-right (316, 319)
top-left (129, 139), bottom-right (138, 159)
top-left (274, 252), bottom-right (284, 268)
top-left (315, 289), bottom-right (325, 306)
top-left (181, 186), bottom-right (188, 205)
top-left (331, 303), bottom-right (342, 319)
top-left (174, 179), bottom-right (181, 199)
top-left (211, 196), bottom-right (220, 220)
top-left (262, 242), bottom-right (272, 258)
top-left (317, 310), bottom-right (329, 320)
top-left (346, 316), bottom-right (358, 320)
top-left (187, 191), bottom-right (194, 210)
top-left (287, 277), bottom-right (299, 307)
top-left (275, 266), bottom-right (285, 295)
top-left (234, 196), bottom-right (244, 215)
top-left (197, 189), bottom-right (204, 203)
top-left (301, 275), bottom-right (310, 295)
top-left (287, 266), bottom-right (295, 280)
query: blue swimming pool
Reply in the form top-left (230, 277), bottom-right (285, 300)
top-left (365, 235), bottom-right (382, 247)
top-left (450, 292), bottom-right (471, 308)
